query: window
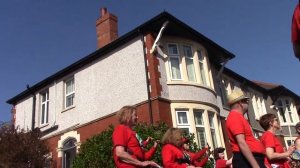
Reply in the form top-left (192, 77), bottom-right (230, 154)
top-left (166, 42), bottom-right (211, 86)
top-left (276, 99), bottom-right (298, 124)
top-left (208, 112), bottom-right (218, 148)
top-left (168, 44), bottom-right (182, 80)
top-left (194, 110), bottom-right (207, 148)
top-left (40, 90), bottom-right (49, 125)
top-left (197, 50), bottom-right (207, 85)
top-left (65, 78), bottom-right (75, 108)
top-left (176, 110), bottom-right (190, 133)
top-left (183, 45), bottom-right (196, 82)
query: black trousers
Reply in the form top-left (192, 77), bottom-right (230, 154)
top-left (232, 152), bottom-right (266, 168)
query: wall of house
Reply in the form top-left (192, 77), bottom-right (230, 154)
top-left (15, 97), bottom-right (33, 130)
top-left (14, 37), bottom-right (149, 137)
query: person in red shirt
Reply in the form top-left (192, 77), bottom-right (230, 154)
top-left (259, 113), bottom-right (295, 168)
top-left (225, 89), bottom-right (266, 168)
top-left (213, 147), bottom-right (232, 168)
top-left (292, 3), bottom-right (300, 60)
top-left (161, 128), bottom-right (199, 168)
top-left (112, 105), bottom-right (160, 168)
top-left (180, 137), bottom-right (210, 167)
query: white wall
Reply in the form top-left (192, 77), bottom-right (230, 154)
top-left (14, 37), bottom-right (148, 135)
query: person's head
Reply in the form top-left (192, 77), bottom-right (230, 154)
top-left (259, 113), bottom-right (279, 131)
top-left (181, 137), bottom-right (190, 150)
top-left (214, 147), bottom-right (225, 160)
top-left (117, 105), bottom-right (138, 127)
top-left (227, 89), bottom-right (249, 113)
top-left (296, 122), bottom-right (300, 134)
top-left (161, 128), bottom-right (183, 147)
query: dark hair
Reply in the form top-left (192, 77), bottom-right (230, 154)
top-left (213, 147), bottom-right (225, 160)
top-left (259, 113), bottom-right (277, 131)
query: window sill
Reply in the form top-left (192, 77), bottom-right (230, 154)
top-left (39, 123), bottom-right (49, 129)
top-left (62, 105), bottom-right (75, 113)
top-left (167, 81), bottom-right (215, 95)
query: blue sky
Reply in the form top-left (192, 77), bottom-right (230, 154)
top-left (1, 0), bottom-right (299, 122)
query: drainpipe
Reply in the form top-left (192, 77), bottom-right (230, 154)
top-left (27, 85), bottom-right (36, 130)
top-left (140, 31), bottom-right (153, 124)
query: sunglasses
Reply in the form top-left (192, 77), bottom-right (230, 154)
top-left (240, 99), bottom-right (249, 104)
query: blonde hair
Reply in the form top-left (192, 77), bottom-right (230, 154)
top-left (117, 105), bottom-right (136, 125)
top-left (161, 128), bottom-right (183, 147)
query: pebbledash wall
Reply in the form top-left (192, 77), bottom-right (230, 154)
top-left (15, 37), bottom-right (148, 135)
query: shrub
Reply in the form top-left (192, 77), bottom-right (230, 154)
top-left (0, 123), bottom-right (52, 167)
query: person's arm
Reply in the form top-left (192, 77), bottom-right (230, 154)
top-left (265, 145), bottom-right (295, 160)
top-left (190, 148), bottom-right (207, 161)
top-left (144, 141), bottom-right (158, 160)
top-left (235, 134), bottom-right (260, 168)
top-left (115, 146), bottom-right (159, 167)
top-left (161, 146), bottom-right (190, 168)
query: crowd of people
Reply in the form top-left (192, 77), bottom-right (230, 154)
top-left (111, 89), bottom-right (300, 168)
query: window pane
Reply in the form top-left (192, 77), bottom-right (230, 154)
top-left (194, 110), bottom-right (204, 125)
top-left (170, 57), bottom-right (181, 79)
top-left (66, 79), bottom-right (74, 94)
top-left (180, 128), bottom-right (190, 135)
top-left (66, 94), bottom-right (74, 108)
top-left (196, 127), bottom-right (206, 148)
top-left (278, 107), bottom-right (286, 122)
top-left (183, 46), bottom-right (192, 58)
top-left (177, 112), bottom-right (188, 124)
top-left (211, 129), bottom-right (217, 148)
top-left (197, 50), bottom-right (204, 61)
top-left (168, 44), bottom-right (178, 55)
top-left (186, 58), bottom-right (196, 81)
top-left (208, 113), bottom-right (214, 128)
top-left (42, 104), bottom-right (45, 124)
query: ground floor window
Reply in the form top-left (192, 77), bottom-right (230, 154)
top-left (171, 103), bottom-right (223, 149)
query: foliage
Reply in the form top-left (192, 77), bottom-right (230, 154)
top-left (0, 123), bottom-right (52, 168)
top-left (73, 125), bottom-right (115, 168)
top-left (73, 122), bottom-right (214, 168)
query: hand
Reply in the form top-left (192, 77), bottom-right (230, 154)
top-left (140, 160), bottom-right (159, 167)
top-left (153, 140), bottom-right (160, 148)
top-left (146, 136), bottom-right (154, 142)
top-left (287, 145), bottom-right (296, 154)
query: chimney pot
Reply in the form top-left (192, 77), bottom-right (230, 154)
top-left (101, 8), bottom-right (107, 16)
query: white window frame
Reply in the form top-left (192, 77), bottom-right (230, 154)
top-left (65, 78), bottom-right (75, 109)
top-left (197, 50), bottom-right (207, 85)
top-left (167, 43), bottom-right (182, 80)
top-left (208, 112), bottom-right (218, 148)
top-left (276, 98), bottom-right (299, 124)
top-left (193, 109), bottom-right (207, 148)
top-left (176, 110), bottom-right (190, 133)
top-left (40, 90), bottom-right (49, 125)
top-left (183, 45), bottom-right (196, 82)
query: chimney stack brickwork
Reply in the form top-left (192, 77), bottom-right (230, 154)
top-left (96, 8), bottom-right (118, 48)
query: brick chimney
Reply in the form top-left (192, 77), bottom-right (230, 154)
top-left (96, 8), bottom-right (118, 48)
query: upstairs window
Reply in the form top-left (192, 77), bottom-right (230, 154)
top-left (168, 44), bottom-right (182, 80)
top-left (276, 98), bottom-right (298, 124)
top-left (197, 50), bottom-right (207, 85)
top-left (183, 45), bottom-right (196, 82)
top-left (40, 90), bottom-right (49, 125)
top-left (65, 78), bottom-right (75, 108)
top-left (166, 42), bottom-right (211, 86)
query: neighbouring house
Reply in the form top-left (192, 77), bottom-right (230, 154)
top-left (7, 8), bottom-right (300, 167)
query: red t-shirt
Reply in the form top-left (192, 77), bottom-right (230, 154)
top-left (216, 159), bottom-right (230, 168)
top-left (112, 124), bottom-right (144, 168)
top-left (226, 110), bottom-right (265, 153)
top-left (292, 4), bottom-right (300, 43)
top-left (260, 131), bottom-right (288, 168)
top-left (162, 144), bottom-right (188, 168)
